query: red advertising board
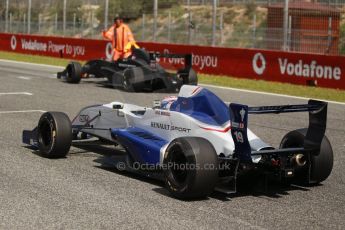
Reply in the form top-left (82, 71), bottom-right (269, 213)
top-left (141, 42), bottom-right (345, 90)
top-left (1, 33), bottom-right (344, 90)
top-left (0, 33), bottom-right (109, 60)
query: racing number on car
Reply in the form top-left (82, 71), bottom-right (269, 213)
top-left (234, 131), bottom-right (244, 143)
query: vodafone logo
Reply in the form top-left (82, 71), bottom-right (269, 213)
top-left (10, 35), bottom-right (17, 50)
top-left (252, 53), bottom-right (266, 75)
top-left (105, 42), bottom-right (113, 60)
top-left (279, 59), bottom-right (341, 80)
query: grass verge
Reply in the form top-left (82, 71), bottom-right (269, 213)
top-left (0, 51), bottom-right (71, 67)
top-left (200, 75), bottom-right (345, 103)
top-left (0, 50), bottom-right (344, 102)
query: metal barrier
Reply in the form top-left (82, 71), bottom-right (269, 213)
top-left (1, 0), bottom-right (345, 55)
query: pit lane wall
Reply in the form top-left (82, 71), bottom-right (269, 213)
top-left (1, 33), bottom-right (344, 90)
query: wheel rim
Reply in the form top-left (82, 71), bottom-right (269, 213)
top-left (39, 119), bottom-right (53, 147)
top-left (123, 76), bottom-right (129, 89)
top-left (123, 71), bottom-right (131, 90)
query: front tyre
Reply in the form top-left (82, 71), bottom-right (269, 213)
top-left (163, 137), bottom-right (218, 199)
top-left (66, 62), bottom-right (82, 83)
top-left (280, 128), bottom-right (333, 185)
top-left (37, 112), bottom-right (72, 158)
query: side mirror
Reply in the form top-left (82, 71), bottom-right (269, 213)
top-left (113, 103), bottom-right (124, 109)
top-left (152, 100), bottom-right (161, 108)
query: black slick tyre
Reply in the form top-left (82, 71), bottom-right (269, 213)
top-left (66, 62), bottom-right (82, 83)
top-left (163, 137), bottom-right (218, 199)
top-left (122, 68), bottom-right (135, 92)
top-left (280, 128), bottom-right (333, 184)
top-left (178, 68), bottom-right (198, 85)
top-left (37, 112), bottom-right (72, 158)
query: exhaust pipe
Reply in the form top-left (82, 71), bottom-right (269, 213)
top-left (291, 154), bottom-right (306, 167)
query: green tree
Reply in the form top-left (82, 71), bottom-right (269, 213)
top-left (97, 0), bottom-right (179, 23)
top-left (50, 0), bottom-right (83, 21)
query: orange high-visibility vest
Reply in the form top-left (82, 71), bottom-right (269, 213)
top-left (102, 23), bottom-right (135, 52)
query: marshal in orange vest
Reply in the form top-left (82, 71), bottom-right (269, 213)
top-left (102, 17), bottom-right (139, 61)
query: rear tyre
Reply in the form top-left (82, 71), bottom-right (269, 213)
top-left (37, 112), bottom-right (72, 158)
top-left (280, 128), bottom-right (333, 185)
top-left (66, 62), bottom-right (82, 83)
top-left (122, 68), bottom-right (135, 92)
top-left (163, 137), bottom-right (218, 199)
top-left (178, 68), bottom-right (198, 85)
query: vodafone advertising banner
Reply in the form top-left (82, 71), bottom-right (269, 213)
top-left (0, 33), bottom-right (109, 60)
top-left (141, 42), bottom-right (345, 90)
top-left (1, 33), bottom-right (344, 90)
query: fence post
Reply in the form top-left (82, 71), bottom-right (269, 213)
top-left (28, 0), bottom-right (31, 34)
top-left (38, 14), bottom-right (42, 34)
top-left (91, 10), bottom-right (94, 38)
top-left (282, 0), bottom-right (289, 51)
top-left (104, 0), bottom-right (109, 29)
top-left (153, 0), bottom-right (158, 41)
top-left (187, 0), bottom-right (191, 44)
top-left (212, 0), bottom-right (217, 46)
top-left (287, 15), bottom-right (292, 51)
top-left (73, 13), bottom-right (76, 35)
top-left (188, 12), bottom-right (193, 44)
top-left (252, 14), bottom-right (256, 48)
top-left (220, 11), bottom-right (224, 46)
top-left (327, 17), bottom-right (332, 53)
top-left (88, 10), bottom-right (91, 37)
top-left (81, 18), bottom-right (84, 36)
top-left (168, 11), bottom-right (171, 43)
top-left (5, 0), bottom-right (9, 33)
top-left (23, 14), bottom-right (26, 33)
top-left (55, 13), bottom-right (58, 34)
top-left (142, 14), bottom-right (145, 41)
top-left (9, 13), bottom-right (12, 33)
top-left (63, 0), bottom-right (67, 36)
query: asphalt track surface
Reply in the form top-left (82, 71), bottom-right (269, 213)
top-left (0, 59), bottom-right (344, 229)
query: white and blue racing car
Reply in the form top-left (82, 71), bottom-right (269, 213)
top-left (23, 85), bottom-right (333, 199)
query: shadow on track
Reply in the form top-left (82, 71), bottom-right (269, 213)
top-left (30, 143), bottom-right (319, 201)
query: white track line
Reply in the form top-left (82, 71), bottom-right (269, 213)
top-left (0, 110), bottom-right (46, 114)
top-left (17, 76), bottom-right (32, 80)
top-left (0, 92), bottom-right (33, 96)
top-left (200, 84), bottom-right (345, 106)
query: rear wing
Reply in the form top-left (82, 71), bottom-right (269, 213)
top-left (229, 100), bottom-right (327, 162)
top-left (149, 52), bottom-right (192, 69)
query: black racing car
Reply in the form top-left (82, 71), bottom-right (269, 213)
top-left (57, 48), bottom-right (198, 92)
